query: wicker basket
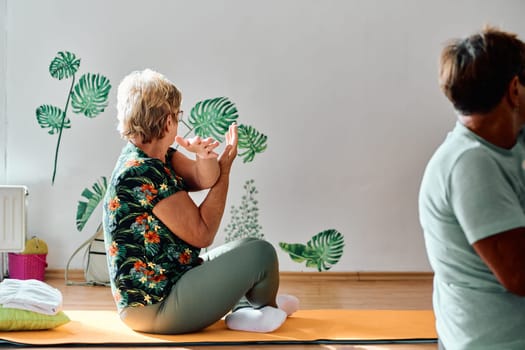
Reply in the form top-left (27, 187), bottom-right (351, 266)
top-left (8, 253), bottom-right (48, 281)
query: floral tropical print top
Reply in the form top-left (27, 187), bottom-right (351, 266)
top-left (103, 142), bottom-right (202, 310)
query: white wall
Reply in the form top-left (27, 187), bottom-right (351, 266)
top-left (3, 0), bottom-right (525, 271)
top-left (0, 0), bottom-right (6, 184)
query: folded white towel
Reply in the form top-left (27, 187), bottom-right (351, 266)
top-left (0, 278), bottom-right (63, 315)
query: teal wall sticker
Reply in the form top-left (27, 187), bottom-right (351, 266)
top-left (279, 229), bottom-right (345, 271)
top-left (180, 97), bottom-right (268, 164)
top-left (76, 176), bottom-right (108, 232)
top-left (36, 51), bottom-right (111, 184)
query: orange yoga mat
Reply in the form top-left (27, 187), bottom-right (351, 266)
top-left (0, 309), bottom-right (437, 346)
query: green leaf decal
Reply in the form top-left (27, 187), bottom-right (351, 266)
top-left (39, 51), bottom-right (112, 184)
top-left (188, 97), bottom-right (238, 142)
top-left (36, 104), bottom-right (70, 135)
top-left (224, 179), bottom-right (264, 243)
top-left (76, 176), bottom-right (108, 231)
top-left (71, 73), bottom-right (111, 118)
top-left (307, 229), bottom-right (345, 271)
top-left (278, 243), bottom-right (313, 263)
top-left (279, 229), bottom-right (345, 271)
top-left (49, 51), bottom-right (80, 80)
top-left (237, 124), bottom-right (268, 163)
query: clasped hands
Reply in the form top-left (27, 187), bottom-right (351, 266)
top-left (175, 124), bottom-right (238, 162)
top-left (175, 135), bottom-right (220, 159)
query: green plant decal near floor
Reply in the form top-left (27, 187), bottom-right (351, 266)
top-left (279, 229), bottom-right (345, 271)
top-left (224, 179), bottom-right (264, 243)
top-left (76, 97), bottom-right (267, 233)
top-left (76, 176), bottom-right (108, 232)
top-left (36, 51), bottom-right (111, 184)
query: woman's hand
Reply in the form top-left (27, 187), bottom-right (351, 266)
top-left (175, 135), bottom-right (220, 159)
top-left (218, 124), bottom-right (238, 176)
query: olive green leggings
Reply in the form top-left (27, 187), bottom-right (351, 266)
top-left (119, 238), bottom-right (280, 334)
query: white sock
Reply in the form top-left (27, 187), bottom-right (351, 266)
top-left (276, 294), bottom-right (299, 316)
top-left (225, 306), bottom-right (287, 333)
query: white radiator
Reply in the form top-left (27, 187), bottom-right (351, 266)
top-left (0, 185), bottom-right (28, 279)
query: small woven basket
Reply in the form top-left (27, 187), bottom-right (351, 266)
top-left (8, 253), bottom-right (48, 281)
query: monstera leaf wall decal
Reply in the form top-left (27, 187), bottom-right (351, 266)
top-left (76, 176), bottom-right (108, 232)
top-left (182, 97), bottom-right (268, 163)
top-left (36, 51), bottom-right (111, 184)
top-left (279, 229), bottom-right (345, 271)
top-left (185, 97), bottom-right (238, 142)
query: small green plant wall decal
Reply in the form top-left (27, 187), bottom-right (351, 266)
top-left (76, 176), bottom-right (108, 232)
top-left (224, 179), bottom-right (264, 242)
top-left (279, 229), bottom-right (345, 271)
top-left (75, 97), bottom-right (268, 233)
top-left (36, 51), bottom-right (111, 184)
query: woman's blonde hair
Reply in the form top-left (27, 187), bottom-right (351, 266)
top-left (116, 69), bottom-right (182, 143)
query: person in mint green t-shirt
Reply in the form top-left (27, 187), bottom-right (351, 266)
top-left (419, 26), bottom-right (525, 350)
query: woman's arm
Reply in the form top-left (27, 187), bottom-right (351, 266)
top-left (154, 125), bottom-right (238, 248)
top-left (171, 136), bottom-right (220, 191)
top-left (472, 227), bottom-right (525, 296)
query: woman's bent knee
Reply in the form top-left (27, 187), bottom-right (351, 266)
top-left (245, 239), bottom-right (278, 266)
top-left (120, 304), bottom-right (159, 333)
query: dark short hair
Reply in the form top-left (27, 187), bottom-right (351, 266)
top-left (439, 26), bottom-right (525, 115)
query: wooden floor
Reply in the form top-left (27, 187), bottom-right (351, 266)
top-left (43, 271), bottom-right (437, 350)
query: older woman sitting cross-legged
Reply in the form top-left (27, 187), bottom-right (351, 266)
top-left (103, 69), bottom-right (298, 335)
